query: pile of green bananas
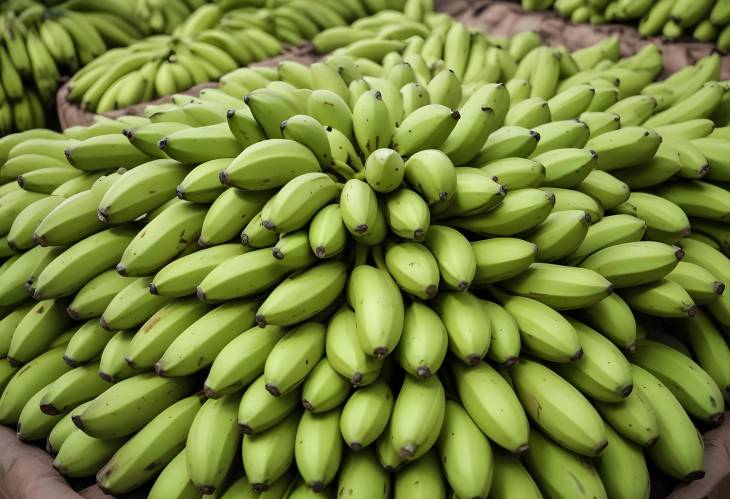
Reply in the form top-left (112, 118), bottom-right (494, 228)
top-left (522, 0), bottom-right (730, 50)
top-left (2, 1), bottom-right (730, 496)
top-left (65, 0), bottom-right (412, 114)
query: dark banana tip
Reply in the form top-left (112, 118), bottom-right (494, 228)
top-left (698, 163), bottom-right (710, 178)
top-left (425, 284), bottom-right (438, 299)
top-left (226, 108), bottom-right (236, 118)
top-left (280, 119), bottom-right (288, 130)
top-left (465, 353), bottom-right (482, 366)
top-left (480, 106), bottom-right (493, 114)
top-left (686, 305), bottom-right (699, 318)
top-left (196, 287), bottom-right (207, 302)
top-left (373, 346), bottom-right (388, 359)
top-left (239, 423), bottom-right (254, 435)
top-left (40, 404), bottom-right (59, 416)
top-left (97, 208), bottom-right (109, 224)
top-left (680, 226), bottom-right (692, 237)
top-left (64, 148), bottom-right (74, 165)
top-left (355, 223), bottom-right (368, 234)
top-left (115, 263), bottom-right (127, 276)
top-left (16, 175), bottom-right (24, 187)
top-left (122, 128), bottom-right (131, 138)
top-left (265, 383), bottom-right (280, 397)
top-left (399, 444), bottom-right (416, 458)
top-left (515, 443), bottom-right (529, 455)
top-left (414, 229), bottom-right (425, 241)
top-left (314, 246), bottom-right (327, 258)
top-left (457, 280), bottom-right (470, 292)
top-left (498, 185), bottom-right (507, 196)
top-left (271, 247), bottom-right (284, 260)
top-left (262, 220), bottom-right (275, 231)
top-left (63, 355), bottom-right (78, 368)
top-left (673, 245), bottom-right (685, 260)
top-left (311, 482), bottom-right (325, 493)
top-left (99, 315), bottom-right (112, 331)
top-left (570, 348), bottom-right (584, 361)
top-left (154, 362), bottom-right (167, 377)
top-left (65, 306), bottom-right (79, 320)
top-left (219, 170), bottom-right (229, 185)
top-left (71, 415), bottom-right (84, 430)
top-left (529, 130), bottom-right (540, 141)
top-left (198, 486), bottom-right (215, 495)
top-left (251, 483), bottom-right (269, 493)
top-left (243, 94), bottom-right (251, 104)
top-left (6, 357), bottom-right (22, 368)
top-left (255, 314), bottom-right (267, 327)
top-left (158, 138), bottom-right (168, 150)
top-left (148, 282), bottom-right (158, 295)
top-left (589, 149), bottom-right (598, 159)
top-left (644, 436), bottom-right (659, 448)
top-left (681, 471), bottom-right (705, 483)
top-left (546, 191), bottom-right (556, 205)
top-left (33, 233), bottom-right (47, 247)
top-left (581, 211), bottom-right (592, 224)
top-left (714, 281), bottom-right (725, 296)
top-left (197, 238), bottom-right (209, 249)
top-left (594, 440), bottom-right (609, 455)
top-left (438, 191), bottom-right (448, 201)
top-left (625, 343), bottom-right (637, 354)
top-left (351, 372), bottom-right (363, 386)
top-left (620, 384), bottom-right (634, 398)
top-left (202, 386), bottom-right (219, 399)
top-left (240, 233), bottom-right (250, 246)
top-left (416, 366), bottom-right (431, 378)
top-left (502, 356), bottom-right (519, 368)
top-left (451, 110), bottom-right (461, 120)
top-left (302, 400), bottom-right (314, 411)
top-left (326, 125), bottom-right (333, 132)
top-left (98, 371), bottom-right (113, 382)
top-left (374, 90), bottom-right (383, 100)
top-left (124, 356), bottom-right (138, 369)
top-left (176, 185), bottom-right (185, 200)
top-left (6, 239), bottom-right (18, 251)
top-left (32, 289), bottom-right (42, 300)
top-left (349, 442), bottom-right (363, 451)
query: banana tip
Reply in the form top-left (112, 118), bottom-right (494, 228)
top-left (71, 415), bottom-right (84, 430)
top-left (6, 240), bottom-right (18, 251)
top-left (373, 346), bottom-right (388, 359)
top-left (63, 355), bottom-right (78, 368)
top-left (351, 372), bottom-right (363, 386)
top-left (98, 371), bottom-right (113, 383)
top-left (625, 343), bottom-right (637, 354)
top-left (122, 128), bottom-right (132, 139)
top-left (256, 314), bottom-right (267, 327)
top-left (64, 148), bottom-right (74, 165)
top-left (154, 362), bottom-right (167, 377)
top-left (6, 357), bottom-right (22, 368)
top-left (66, 307), bottom-right (79, 320)
top-left (594, 440), bottom-right (609, 455)
top-left (198, 486), bottom-right (215, 495)
top-left (239, 423), bottom-right (254, 435)
top-left (673, 246), bottom-right (685, 260)
top-left (438, 191), bottom-right (448, 201)
top-left (465, 354), bottom-right (482, 366)
top-left (33, 233), bottom-right (47, 247)
top-left (620, 384), bottom-right (633, 398)
top-left (515, 443), bottom-right (529, 455)
top-left (714, 282), bottom-right (725, 296)
top-left (644, 436), bottom-right (659, 448)
top-left (31, 290), bottom-right (42, 300)
top-left (271, 247), bottom-right (284, 260)
top-left (40, 403), bottom-right (59, 416)
top-left (158, 138), bottom-right (168, 150)
top-left (241, 233), bottom-right (250, 246)
top-left (311, 482), bottom-right (325, 493)
top-left (203, 386), bottom-right (220, 399)
top-left (302, 400), bottom-right (314, 411)
top-left (97, 208), bottom-right (109, 224)
top-left (99, 317), bottom-right (111, 331)
top-left (115, 264), bottom-right (127, 276)
top-left (148, 283), bottom-right (158, 295)
top-left (457, 280), bottom-right (470, 292)
top-left (349, 442), bottom-right (363, 451)
top-left (502, 356), bottom-right (519, 368)
top-left (226, 109), bottom-right (235, 118)
top-left (425, 284), bottom-right (438, 299)
top-left (197, 238), bottom-right (209, 249)
top-left (680, 226), bottom-right (691, 237)
top-left (416, 366), bottom-right (432, 378)
top-left (265, 383), bottom-right (281, 397)
top-left (124, 356), bottom-right (138, 369)
top-left (176, 185), bottom-right (185, 200)
top-left (251, 483), bottom-right (269, 493)
top-left (686, 305), bottom-right (698, 318)
top-left (16, 175), bottom-right (24, 187)
top-left (196, 287), bottom-right (207, 302)
top-left (399, 443), bottom-right (416, 458)
top-left (315, 246), bottom-right (327, 258)
top-left (570, 348), bottom-right (584, 361)
top-left (355, 223), bottom-right (368, 235)
top-left (219, 170), bottom-right (229, 186)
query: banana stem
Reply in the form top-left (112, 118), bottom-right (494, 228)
top-left (329, 159), bottom-right (357, 181)
top-left (371, 244), bottom-right (387, 273)
top-left (353, 243), bottom-right (369, 267)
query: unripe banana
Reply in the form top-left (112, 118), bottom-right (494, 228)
top-left (490, 449), bottom-right (542, 499)
top-left (565, 214), bottom-right (647, 265)
top-left (393, 104), bottom-right (459, 156)
top-left (199, 188), bottom-right (272, 247)
top-left (347, 264), bottom-right (404, 358)
top-left (575, 293), bottom-right (637, 351)
top-left (390, 374), bottom-right (445, 461)
top-left (176, 158), bottom-right (230, 204)
top-left (575, 169), bottom-right (630, 209)
top-left (580, 241), bottom-right (684, 288)
top-left (39, 362), bottom-right (110, 416)
top-left (447, 188), bottom-right (554, 237)
top-left (475, 126), bottom-right (540, 164)
top-left (364, 148), bottom-right (405, 193)
top-left (529, 119), bottom-right (589, 156)
top-left (504, 97), bottom-right (552, 128)
top-left (256, 261), bottom-right (348, 327)
top-left (431, 167), bottom-right (505, 219)
top-left (632, 365), bottom-right (705, 481)
top-left (385, 188), bottom-right (430, 240)
top-left (295, 408), bottom-right (343, 491)
top-left (493, 290), bottom-right (582, 362)
top-left (337, 449), bottom-right (391, 499)
top-left (394, 302), bottom-right (447, 378)
top-left (667, 261), bottom-right (726, 305)
top-left (432, 291), bottom-right (490, 365)
top-left (301, 358), bottom-right (351, 414)
top-left (353, 90), bottom-right (394, 157)
top-left (340, 178), bottom-right (379, 237)
top-left (326, 306), bottom-right (383, 387)
top-left (585, 126), bottom-right (662, 172)
top-left (101, 277), bottom-right (172, 332)
top-left (394, 449), bottom-right (447, 499)
top-left (99, 331), bottom-right (141, 383)
top-left (471, 237), bottom-right (537, 286)
top-left (264, 322), bottom-right (325, 397)
top-left (237, 374), bottom-right (299, 437)
top-left (437, 400), bottom-right (493, 499)
top-left (619, 278), bottom-right (697, 318)
top-left (384, 242), bottom-right (439, 300)
top-left (523, 210), bottom-right (591, 263)
top-left (423, 225), bottom-right (476, 290)
top-left (451, 360), bottom-right (529, 454)
top-left (512, 358), bottom-right (607, 457)
top-left (309, 204), bottom-right (348, 259)
top-left (479, 158), bottom-right (545, 190)
top-left (241, 410), bottom-right (299, 492)
top-left (403, 149), bottom-right (456, 206)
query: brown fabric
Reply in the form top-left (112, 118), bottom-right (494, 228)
top-left (463, 1), bottom-right (730, 79)
top-left (0, 426), bottom-right (82, 499)
top-left (56, 44), bottom-right (320, 130)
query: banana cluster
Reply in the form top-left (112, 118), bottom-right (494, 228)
top-left (1, 1), bottom-right (730, 497)
top-left (66, 0), bottom-right (411, 114)
top-left (524, 0), bottom-right (730, 50)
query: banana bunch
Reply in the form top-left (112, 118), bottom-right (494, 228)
top-left (2, 3), bottom-right (730, 498)
top-left (65, 0), bottom-right (411, 114)
top-left (523, 0), bottom-right (730, 50)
